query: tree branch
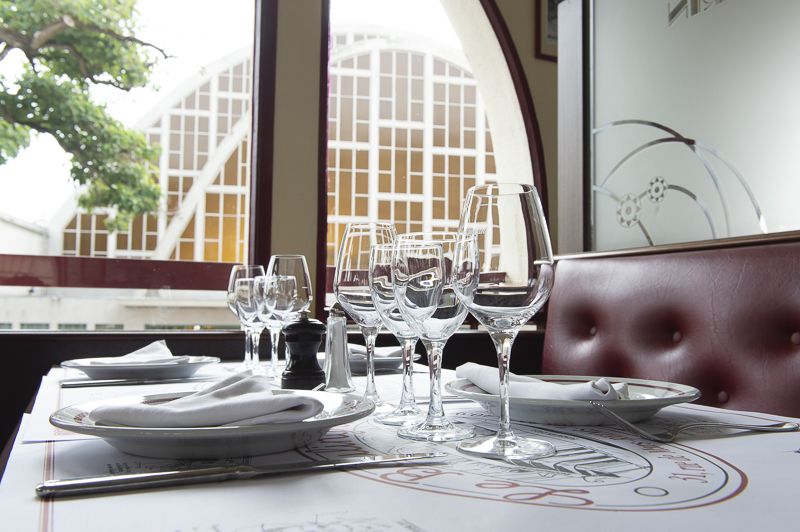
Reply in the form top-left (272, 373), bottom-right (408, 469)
top-left (0, 27), bottom-right (29, 51)
top-left (47, 42), bottom-right (91, 78)
top-left (30, 15), bottom-right (75, 50)
top-left (70, 19), bottom-right (170, 59)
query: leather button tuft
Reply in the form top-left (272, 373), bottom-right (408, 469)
top-left (589, 326), bottom-right (597, 336)
top-left (717, 390), bottom-right (729, 404)
top-left (791, 332), bottom-right (800, 346)
top-left (672, 331), bottom-right (682, 343)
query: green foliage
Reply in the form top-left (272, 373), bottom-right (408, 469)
top-left (0, 0), bottom-right (165, 231)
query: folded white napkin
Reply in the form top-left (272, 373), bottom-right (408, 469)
top-left (455, 363), bottom-right (629, 401)
top-left (87, 340), bottom-right (190, 365)
top-left (88, 371), bottom-right (325, 427)
top-left (348, 344), bottom-right (402, 358)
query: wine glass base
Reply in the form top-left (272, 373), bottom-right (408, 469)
top-left (397, 420), bottom-right (475, 442)
top-left (456, 435), bottom-right (556, 461)
top-left (365, 394), bottom-right (396, 415)
top-left (375, 407), bottom-right (425, 426)
top-left (250, 364), bottom-right (268, 376)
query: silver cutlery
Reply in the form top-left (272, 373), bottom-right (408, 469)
top-left (35, 452), bottom-right (447, 497)
top-left (60, 376), bottom-right (221, 388)
top-left (590, 401), bottom-right (799, 442)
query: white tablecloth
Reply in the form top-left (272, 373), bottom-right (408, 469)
top-left (2, 363), bottom-right (799, 531)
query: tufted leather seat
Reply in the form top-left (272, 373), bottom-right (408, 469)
top-left (541, 240), bottom-right (800, 417)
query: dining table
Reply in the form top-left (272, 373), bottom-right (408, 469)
top-left (1, 359), bottom-right (798, 531)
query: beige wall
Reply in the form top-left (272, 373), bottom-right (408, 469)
top-left (494, 0), bottom-right (560, 249)
top-left (271, 1), bottom-right (324, 316)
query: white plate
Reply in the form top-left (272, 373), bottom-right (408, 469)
top-left (348, 354), bottom-right (421, 374)
top-left (61, 356), bottom-right (220, 380)
top-left (444, 375), bottom-right (701, 426)
top-left (50, 390), bottom-right (374, 459)
top-left (316, 353), bottom-right (421, 375)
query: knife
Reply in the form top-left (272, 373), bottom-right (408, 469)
top-left (35, 452), bottom-right (447, 497)
top-left (60, 376), bottom-right (220, 388)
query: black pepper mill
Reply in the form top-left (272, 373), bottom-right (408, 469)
top-left (281, 310), bottom-right (326, 390)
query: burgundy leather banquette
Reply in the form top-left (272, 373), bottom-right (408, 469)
top-left (541, 237), bottom-right (800, 418)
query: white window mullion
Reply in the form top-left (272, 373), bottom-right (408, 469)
top-left (422, 51), bottom-right (434, 232)
top-left (367, 48), bottom-right (381, 221)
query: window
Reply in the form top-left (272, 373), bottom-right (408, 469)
top-left (0, 0), bottom-right (257, 329)
top-left (20, 323), bottom-right (48, 330)
top-left (1, 1), bottom-right (546, 327)
top-left (326, 28), bottom-right (497, 283)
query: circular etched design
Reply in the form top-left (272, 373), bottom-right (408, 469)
top-left (648, 176), bottom-right (668, 203)
top-left (616, 193), bottom-right (642, 227)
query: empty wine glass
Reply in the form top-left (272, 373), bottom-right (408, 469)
top-left (263, 275), bottom-right (298, 321)
top-left (393, 233), bottom-right (475, 442)
top-left (266, 255), bottom-right (313, 318)
top-left (254, 275), bottom-right (297, 378)
top-left (265, 255), bottom-right (314, 368)
top-left (227, 264), bottom-right (265, 371)
top-left (453, 183), bottom-right (555, 460)
top-left (233, 277), bottom-right (267, 375)
top-left (334, 222), bottom-right (397, 411)
top-left (369, 243), bottom-right (425, 425)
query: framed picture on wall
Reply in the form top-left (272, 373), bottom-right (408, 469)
top-left (535, 0), bottom-right (558, 62)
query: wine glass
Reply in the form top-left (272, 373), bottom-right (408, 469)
top-left (369, 243), bottom-right (425, 425)
top-left (334, 222), bottom-right (397, 411)
top-left (266, 255), bottom-right (313, 317)
top-left (262, 275), bottom-right (298, 320)
top-left (233, 277), bottom-right (267, 375)
top-left (227, 264), bottom-right (265, 371)
top-left (392, 233), bottom-right (475, 442)
top-left (265, 255), bottom-right (314, 369)
top-left (254, 275), bottom-right (297, 378)
top-left (453, 183), bottom-right (555, 460)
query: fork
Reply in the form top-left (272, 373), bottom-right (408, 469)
top-left (589, 401), bottom-right (799, 443)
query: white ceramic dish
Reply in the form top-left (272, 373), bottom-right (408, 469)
top-left (444, 375), bottom-right (701, 426)
top-left (50, 390), bottom-right (375, 459)
top-left (61, 356), bottom-right (220, 380)
top-left (316, 353), bottom-right (421, 375)
top-left (349, 353), bottom-right (421, 374)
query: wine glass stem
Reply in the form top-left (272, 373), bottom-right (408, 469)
top-left (251, 327), bottom-right (262, 368)
top-left (269, 327), bottom-right (281, 374)
top-left (423, 341), bottom-right (447, 425)
top-left (244, 328), bottom-right (253, 368)
top-left (396, 337), bottom-right (419, 410)
top-left (362, 327), bottom-right (380, 402)
top-left (494, 333), bottom-right (516, 440)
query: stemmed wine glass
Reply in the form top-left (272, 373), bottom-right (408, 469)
top-left (334, 222), bottom-right (397, 411)
top-left (264, 255), bottom-right (314, 371)
top-left (453, 183), bottom-right (555, 460)
top-left (227, 264), bottom-right (265, 371)
top-left (233, 277), bottom-right (267, 375)
top-left (392, 233), bottom-right (475, 442)
top-left (262, 276), bottom-right (298, 321)
top-left (369, 243), bottom-right (425, 425)
top-left (254, 275), bottom-right (297, 378)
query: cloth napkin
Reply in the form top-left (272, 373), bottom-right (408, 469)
top-left (348, 344), bottom-right (402, 358)
top-left (88, 371), bottom-right (325, 427)
top-left (455, 363), bottom-right (629, 401)
top-left (87, 340), bottom-right (190, 365)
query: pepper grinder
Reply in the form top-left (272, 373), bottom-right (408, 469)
top-left (281, 310), bottom-right (326, 390)
top-left (324, 303), bottom-right (355, 393)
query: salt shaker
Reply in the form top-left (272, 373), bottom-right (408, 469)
top-left (324, 303), bottom-right (355, 393)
